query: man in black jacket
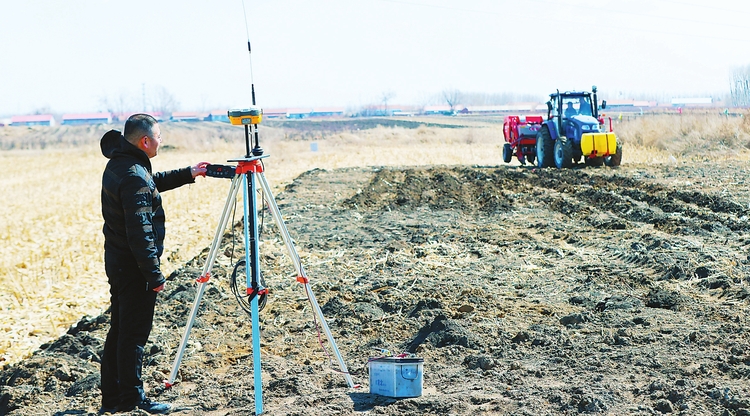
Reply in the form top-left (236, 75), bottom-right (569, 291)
top-left (99, 114), bottom-right (207, 414)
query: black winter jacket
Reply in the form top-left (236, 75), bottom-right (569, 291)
top-left (100, 130), bottom-right (194, 290)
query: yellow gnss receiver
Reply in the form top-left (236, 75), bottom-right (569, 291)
top-left (228, 106), bottom-right (263, 125)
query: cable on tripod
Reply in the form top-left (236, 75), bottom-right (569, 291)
top-left (231, 260), bottom-right (267, 315)
top-left (226, 189), bottom-right (268, 316)
top-left (223, 169), bottom-right (268, 316)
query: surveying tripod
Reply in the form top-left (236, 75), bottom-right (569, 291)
top-left (165, 108), bottom-right (354, 415)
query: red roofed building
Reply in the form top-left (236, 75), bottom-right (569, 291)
top-left (310, 107), bottom-right (345, 117)
top-left (61, 112), bottom-right (112, 125)
top-left (207, 110), bottom-right (230, 123)
top-left (11, 114), bottom-right (56, 126)
top-left (263, 108), bottom-right (290, 118)
top-left (262, 108), bottom-right (314, 119)
top-left (113, 112), bottom-right (165, 122)
top-left (170, 111), bottom-right (208, 122)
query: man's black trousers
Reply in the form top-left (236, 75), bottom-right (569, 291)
top-left (100, 253), bottom-right (158, 408)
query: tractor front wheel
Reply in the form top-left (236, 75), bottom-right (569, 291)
top-left (604, 143), bottom-right (623, 167)
top-left (536, 128), bottom-right (554, 168)
top-left (554, 136), bottom-right (574, 169)
top-left (503, 143), bottom-right (513, 164)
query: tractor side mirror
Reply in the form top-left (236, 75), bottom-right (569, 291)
top-left (601, 100), bottom-right (607, 109)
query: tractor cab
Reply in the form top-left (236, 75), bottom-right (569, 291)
top-left (546, 90), bottom-right (604, 144)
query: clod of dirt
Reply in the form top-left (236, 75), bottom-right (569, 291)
top-left (464, 355), bottom-right (496, 371)
top-left (645, 289), bottom-right (684, 310)
top-left (559, 313), bottom-right (589, 327)
top-left (596, 295), bottom-right (643, 312)
top-left (406, 315), bottom-right (480, 351)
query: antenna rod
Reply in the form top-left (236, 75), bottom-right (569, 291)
top-left (242, 2), bottom-right (262, 156)
top-left (248, 41), bottom-right (256, 106)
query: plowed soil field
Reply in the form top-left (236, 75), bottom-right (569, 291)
top-left (2, 160), bottom-right (750, 415)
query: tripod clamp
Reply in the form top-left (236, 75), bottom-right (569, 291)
top-left (205, 156), bottom-right (264, 179)
top-left (247, 286), bottom-right (269, 296)
top-left (236, 158), bottom-right (264, 174)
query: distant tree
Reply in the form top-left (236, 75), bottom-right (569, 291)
top-left (415, 91), bottom-right (434, 114)
top-left (381, 90), bottom-right (395, 115)
top-left (430, 90), bottom-right (544, 107)
top-left (730, 65), bottom-right (750, 107)
top-left (459, 91), bottom-right (544, 106)
top-left (199, 94), bottom-right (212, 112)
top-left (99, 91), bottom-right (134, 115)
top-left (150, 86), bottom-right (179, 114)
top-left (442, 89), bottom-right (462, 112)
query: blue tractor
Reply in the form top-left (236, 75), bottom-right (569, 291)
top-left (535, 86), bottom-right (622, 168)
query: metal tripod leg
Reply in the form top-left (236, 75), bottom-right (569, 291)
top-left (166, 174), bottom-right (243, 387)
top-left (257, 172), bottom-right (355, 388)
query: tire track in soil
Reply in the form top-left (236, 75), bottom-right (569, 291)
top-left (514, 168), bottom-right (749, 235)
top-left (508, 168), bottom-right (750, 301)
top-left (344, 165), bottom-right (750, 304)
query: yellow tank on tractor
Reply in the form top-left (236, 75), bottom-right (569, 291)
top-left (535, 86), bottom-right (622, 168)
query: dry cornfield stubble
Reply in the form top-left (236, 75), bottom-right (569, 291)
top-left (0, 113), bottom-right (747, 367)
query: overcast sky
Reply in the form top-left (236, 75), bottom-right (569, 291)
top-left (1, 0), bottom-right (749, 115)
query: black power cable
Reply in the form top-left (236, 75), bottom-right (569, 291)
top-left (226, 174), bottom-right (268, 315)
top-left (231, 259), bottom-right (267, 315)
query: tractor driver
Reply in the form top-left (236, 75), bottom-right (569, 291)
top-left (564, 102), bottom-right (577, 118)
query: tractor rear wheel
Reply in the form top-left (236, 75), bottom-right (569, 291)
top-left (585, 156), bottom-right (604, 167)
top-left (503, 143), bottom-right (513, 163)
top-left (536, 128), bottom-right (554, 168)
top-left (604, 143), bottom-right (623, 167)
top-left (554, 136), bottom-right (574, 169)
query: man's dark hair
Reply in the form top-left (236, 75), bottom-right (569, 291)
top-left (124, 114), bottom-right (158, 145)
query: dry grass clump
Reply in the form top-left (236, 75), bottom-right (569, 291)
top-left (614, 112), bottom-right (750, 158)
top-left (0, 125), bottom-right (109, 150)
top-left (0, 148), bottom-right (108, 362)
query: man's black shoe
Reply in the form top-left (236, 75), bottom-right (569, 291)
top-left (118, 398), bottom-right (172, 414)
top-left (98, 406), bottom-right (117, 414)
